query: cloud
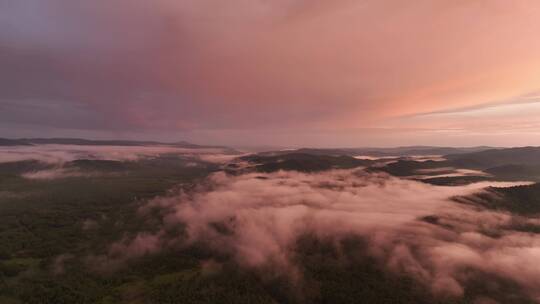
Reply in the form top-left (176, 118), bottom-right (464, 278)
top-left (113, 169), bottom-right (539, 300)
top-left (87, 232), bottom-right (166, 273)
top-left (82, 219), bottom-right (99, 230)
top-left (196, 153), bottom-right (250, 164)
top-left (51, 253), bottom-right (74, 275)
top-left (409, 167), bottom-right (490, 180)
top-left (21, 168), bottom-right (88, 179)
top-left (2, 1), bottom-right (540, 145)
top-left (0, 144), bottom-right (233, 164)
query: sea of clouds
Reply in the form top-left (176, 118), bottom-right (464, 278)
top-left (0, 144), bottom-right (241, 179)
top-left (94, 168), bottom-right (539, 302)
top-left (0, 144), bottom-right (235, 164)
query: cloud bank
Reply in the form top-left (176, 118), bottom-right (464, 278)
top-left (21, 168), bottom-right (88, 179)
top-left (111, 169), bottom-right (540, 302)
top-left (0, 144), bottom-right (232, 164)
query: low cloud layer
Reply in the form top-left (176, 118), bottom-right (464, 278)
top-left (410, 167), bottom-right (490, 180)
top-left (21, 167), bottom-right (89, 179)
top-left (0, 144), bottom-right (233, 164)
top-left (111, 169), bottom-right (540, 301)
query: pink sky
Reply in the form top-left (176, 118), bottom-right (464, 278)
top-left (1, 0), bottom-right (540, 147)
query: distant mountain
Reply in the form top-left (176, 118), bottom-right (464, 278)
top-left (0, 138), bottom-right (32, 146)
top-left (420, 175), bottom-right (491, 186)
top-left (0, 160), bottom-right (52, 175)
top-left (350, 146), bottom-right (495, 157)
top-left (445, 147), bottom-right (540, 169)
top-left (0, 137), bottom-right (239, 153)
top-left (258, 146), bottom-right (495, 157)
top-left (239, 153), bottom-right (372, 173)
top-left (369, 160), bottom-right (447, 176)
top-left (367, 147), bottom-right (540, 184)
top-left (455, 183), bottom-right (540, 216)
top-left (493, 183), bottom-right (540, 215)
top-left (485, 164), bottom-right (540, 181)
top-left (22, 138), bottom-right (167, 146)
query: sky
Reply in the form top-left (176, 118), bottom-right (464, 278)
top-left (1, 0), bottom-right (540, 147)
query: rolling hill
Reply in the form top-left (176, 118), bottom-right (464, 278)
top-left (0, 137), bottom-right (239, 153)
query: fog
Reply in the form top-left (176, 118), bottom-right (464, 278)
top-left (104, 169), bottom-right (539, 301)
top-left (0, 144), bottom-right (232, 164)
top-left (21, 168), bottom-right (89, 179)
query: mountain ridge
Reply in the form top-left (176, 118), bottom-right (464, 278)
top-left (0, 137), bottom-right (236, 152)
